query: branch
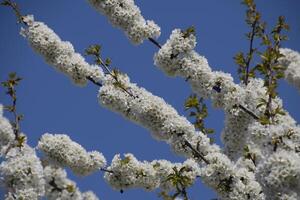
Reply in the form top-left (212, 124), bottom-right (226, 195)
top-left (148, 37), bottom-right (162, 49)
top-left (87, 76), bottom-right (102, 87)
top-left (183, 139), bottom-right (209, 164)
top-left (244, 19), bottom-right (257, 85)
top-left (237, 104), bottom-right (259, 120)
top-left (0, 0), bottom-right (26, 25)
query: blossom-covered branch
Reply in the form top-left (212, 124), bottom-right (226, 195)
top-left (98, 73), bottom-right (264, 199)
top-left (279, 48), bottom-right (300, 92)
top-left (43, 165), bottom-right (99, 200)
top-left (17, 13), bottom-right (264, 198)
top-left (104, 153), bottom-right (200, 199)
top-left (87, 0), bottom-right (161, 45)
top-left (20, 15), bottom-right (104, 86)
top-left (38, 133), bottom-right (107, 176)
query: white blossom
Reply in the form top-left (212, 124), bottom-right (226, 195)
top-left (0, 104), bottom-right (15, 156)
top-left (20, 15), bottom-right (104, 86)
top-left (104, 153), bottom-right (159, 191)
top-left (98, 74), bottom-right (264, 198)
top-left (44, 165), bottom-right (99, 200)
top-left (279, 48), bottom-right (300, 92)
top-left (38, 133), bottom-right (106, 176)
top-left (2, 4), bottom-right (299, 199)
top-left (87, 0), bottom-right (160, 44)
top-left (154, 29), bottom-right (242, 110)
top-left (104, 153), bottom-right (200, 193)
top-left (82, 191), bottom-right (99, 200)
top-left (257, 150), bottom-right (300, 199)
top-left (0, 145), bottom-right (45, 200)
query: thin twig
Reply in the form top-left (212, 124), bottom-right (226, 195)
top-left (1, 0), bottom-right (26, 25)
top-left (86, 76), bottom-right (102, 87)
top-left (11, 92), bottom-right (20, 139)
top-left (100, 168), bottom-right (114, 174)
top-left (96, 57), bottom-right (136, 97)
top-left (244, 20), bottom-right (258, 85)
top-left (183, 139), bottom-right (210, 164)
top-left (212, 86), bottom-right (259, 120)
top-left (238, 104), bottom-right (259, 120)
top-left (148, 37), bottom-right (162, 49)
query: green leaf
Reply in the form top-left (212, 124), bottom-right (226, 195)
top-left (85, 44), bottom-right (101, 56)
top-left (234, 52), bottom-right (246, 67)
top-left (9, 72), bottom-right (17, 79)
top-left (182, 26), bottom-right (196, 38)
top-left (120, 156), bottom-right (131, 165)
top-left (4, 105), bottom-right (14, 112)
top-left (259, 116), bottom-right (270, 125)
top-left (105, 58), bottom-right (111, 66)
top-left (0, 1), bottom-right (10, 6)
top-left (1, 81), bottom-right (9, 87)
top-left (206, 128), bottom-right (215, 134)
top-left (184, 95), bottom-right (198, 110)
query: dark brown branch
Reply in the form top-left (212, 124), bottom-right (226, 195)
top-left (87, 76), bottom-right (102, 87)
top-left (96, 57), bottom-right (137, 98)
top-left (183, 139), bottom-right (210, 164)
top-left (100, 168), bottom-right (114, 174)
top-left (1, 0), bottom-right (26, 25)
top-left (238, 104), bottom-right (259, 120)
top-left (148, 37), bottom-right (162, 49)
top-left (244, 20), bottom-right (258, 85)
top-left (12, 91), bottom-right (20, 139)
top-left (49, 178), bottom-right (63, 192)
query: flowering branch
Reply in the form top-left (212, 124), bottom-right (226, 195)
top-left (1, 73), bottom-right (23, 139)
top-left (2, 0), bottom-right (300, 199)
top-left (85, 44), bottom-right (136, 97)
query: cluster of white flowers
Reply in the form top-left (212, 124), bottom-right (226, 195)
top-left (0, 105), bottom-right (15, 156)
top-left (87, 0), bottom-right (160, 44)
top-left (221, 79), bottom-right (267, 160)
top-left (20, 15), bottom-right (104, 86)
top-left (257, 150), bottom-right (300, 199)
top-left (104, 153), bottom-right (200, 193)
top-left (0, 145), bottom-right (45, 200)
top-left (279, 48), bottom-right (300, 92)
top-left (44, 165), bottom-right (99, 200)
top-left (200, 152), bottom-right (265, 199)
top-left (38, 133), bottom-right (107, 176)
top-left (99, 74), bottom-right (217, 160)
top-left (154, 29), bottom-right (243, 110)
top-left (104, 153), bottom-right (159, 191)
top-left (98, 74), bottom-right (265, 199)
top-left (98, 74), bottom-right (198, 142)
top-left (15, 8), bottom-right (300, 199)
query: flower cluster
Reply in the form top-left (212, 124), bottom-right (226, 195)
top-left (154, 29), bottom-right (243, 110)
top-left (104, 153), bottom-right (200, 193)
top-left (98, 74), bottom-right (264, 199)
top-left (9, 8), bottom-right (300, 199)
top-left (104, 153), bottom-right (159, 191)
top-left (38, 133), bottom-right (106, 176)
top-left (87, 0), bottom-right (160, 44)
top-left (98, 74), bottom-right (218, 160)
top-left (0, 104), bottom-right (15, 155)
top-left (21, 15), bottom-right (104, 86)
top-left (200, 152), bottom-right (265, 200)
top-left (257, 150), bottom-right (300, 199)
top-left (221, 79), bottom-right (267, 160)
top-left (0, 145), bottom-right (45, 200)
top-left (44, 165), bottom-right (99, 200)
top-left (279, 48), bottom-right (300, 92)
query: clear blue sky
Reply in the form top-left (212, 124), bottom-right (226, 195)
top-left (0, 0), bottom-right (300, 199)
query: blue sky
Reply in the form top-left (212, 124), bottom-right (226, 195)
top-left (0, 0), bottom-right (300, 199)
